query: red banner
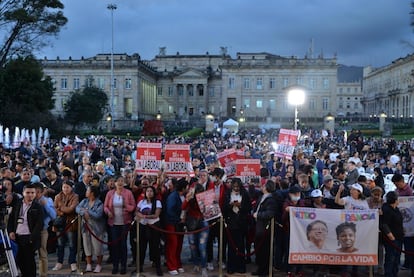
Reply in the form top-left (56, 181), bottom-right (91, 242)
top-left (135, 143), bottom-right (162, 176)
top-left (235, 159), bottom-right (261, 184)
top-left (217, 149), bottom-right (237, 177)
top-left (164, 144), bottom-right (194, 177)
top-left (274, 128), bottom-right (300, 159)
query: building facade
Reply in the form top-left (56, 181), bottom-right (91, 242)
top-left (363, 54), bottom-right (414, 121)
top-left (41, 50), bottom-right (344, 129)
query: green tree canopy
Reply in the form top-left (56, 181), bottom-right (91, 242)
top-left (0, 56), bottom-right (55, 128)
top-left (64, 86), bottom-right (109, 130)
top-left (0, 0), bottom-right (67, 66)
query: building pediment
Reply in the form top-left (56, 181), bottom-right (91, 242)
top-left (175, 68), bottom-right (208, 79)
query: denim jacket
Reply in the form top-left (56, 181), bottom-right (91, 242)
top-left (76, 198), bottom-right (105, 236)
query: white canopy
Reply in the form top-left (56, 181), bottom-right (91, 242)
top-left (223, 118), bottom-right (239, 133)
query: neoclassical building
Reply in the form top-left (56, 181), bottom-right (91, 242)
top-left (41, 50), bottom-right (349, 129)
top-left (363, 53), bottom-right (414, 120)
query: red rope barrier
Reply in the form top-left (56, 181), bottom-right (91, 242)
top-left (382, 233), bottom-right (414, 256)
top-left (83, 219), bottom-right (135, 246)
top-left (47, 217), bottom-right (78, 244)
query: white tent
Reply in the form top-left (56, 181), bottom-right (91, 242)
top-left (223, 118), bottom-right (239, 133)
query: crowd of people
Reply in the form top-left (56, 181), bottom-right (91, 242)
top-left (0, 128), bottom-right (413, 277)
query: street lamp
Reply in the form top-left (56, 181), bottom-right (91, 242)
top-left (107, 3), bottom-right (117, 127)
top-left (156, 111), bottom-right (162, 120)
top-left (379, 111), bottom-right (387, 132)
top-left (106, 113), bottom-right (112, 133)
top-left (287, 87), bottom-right (305, 130)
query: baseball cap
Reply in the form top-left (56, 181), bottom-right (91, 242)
top-left (323, 174), bottom-right (333, 183)
top-left (311, 189), bottom-right (323, 198)
top-left (350, 183), bottom-right (363, 193)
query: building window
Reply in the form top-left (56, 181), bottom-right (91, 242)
top-left (125, 78), bottom-right (132, 89)
top-left (269, 99), bottom-right (276, 109)
top-left (256, 77), bottom-right (263, 89)
top-left (157, 87), bottom-right (162, 96)
top-left (354, 87), bottom-right (358, 92)
top-left (256, 99), bottom-right (263, 108)
top-left (178, 86), bottom-right (183, 96)
top-left (347, 88), bottom-right (351, 93)
top-left (85, 77), bottom-right (93, 88)
top-left (168, 86), bottom-right (174, 97)
top-left (244, 78), bottom-right (250, 89)
top-left (339, 103), bottom-right (343, 109)
top-left (98, 78), bottom-right (105, 89)
top-left (61, 78), bottom-right (67, 89)
top-left (73, 78), bottom-right (80, 90)
top-left (113, 78), bottom-right (117, 89)
top-left (310, 78), bottom-right (315, 89)
top-left (243, 99), bottom-right (250, 108)
top-left (168, 105), bottom-right (174, 113)
top-left (188, 86), bottom-right (194, 96)
top-left (270, 78), bottom-right (276, 89)
top-left (339, 88), bottom-right (343, 93)
top-left (228, 77), bottom-right (235, 89)
top-left (354, 102), bottom-right (358, 109)
top-left (296, 77), bottom-right (303, 85)
top-left (283, 78), bottom-right (289, 87)
top-left (209, 87), bottom-right (214, 97)
top-left (309, 98), bottom-right (316, 110)
top-left (323, 78), bottom-right (329, 89)
top-left (322, 98), bottom-right (328, 110)
top-left (198, 85), bottom-right (204, 96)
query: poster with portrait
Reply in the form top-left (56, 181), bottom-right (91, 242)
top-left (396, 196), bottom-right (414, 237)
top-left (274, 128), bottom-right (300, 160)
top-left (164, 144), bottom-right (194, 177)
top-left (289, 207), bottom-right (379, 265)
top-left (217, 149), bottom-right (237, 177)
top-left (234, 159), bottom-right (261, 184)
top-left (195, 189), bottom-right (222, 221)
top-left (135, 143), bottom-right (162, 176)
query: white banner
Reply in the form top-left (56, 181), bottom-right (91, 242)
top-left (396, 196), bottom-right (414, 237)
top-left (289, 207), bottom-right (379, 265)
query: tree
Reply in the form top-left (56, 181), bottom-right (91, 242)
top-left (64, 86), bottom-right (108, 131)
top-left (0, 0), bottom-right (67, 67)
top-left (0, 56), bottom-right (55, 128)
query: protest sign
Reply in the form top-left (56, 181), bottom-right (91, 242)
top-left (274, 129), bottom-right (300, 159)
top-left (289, 207), bottom-right (378, 265)
top-left (195, 189), bottom-right (222, 221)
top-left (235, 159), bottom-right (261, 184)
top-left (217, 149), bottom-right (237, 177)
top-left (397, 196), bottom-right (414, 237)
top-left (164, 144), bottom-right (194, 177)
top-left (135, 142), bottom-right (162, 176)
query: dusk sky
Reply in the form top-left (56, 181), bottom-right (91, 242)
top-left (37, 0), bottom-right (414, 68)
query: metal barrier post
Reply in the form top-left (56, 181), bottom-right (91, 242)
top-left (135, 221), bottom-right (141, 277)
top-left (269, 217), bottom-right (275, 277)
top-left (219, 216), bottom-right (223, 277)
top-left (369, 265), bottom-right (373, 277)
top-left (77, 215), bottom-right (82, 274)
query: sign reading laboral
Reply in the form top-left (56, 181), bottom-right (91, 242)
top-left (274, 128), bottom-right (300, 160)
top-left (396, 196), bottom-right (414, 237)
top-left (135, 143), bottom-right (162, 176)
top-left (164, 144), bottom-right (194, 177)
top-left (289, 207), bottom-right (378, 265)
top-left (235, 159), bottom-right (261, 184)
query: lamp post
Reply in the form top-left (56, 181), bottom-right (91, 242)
top-left (239, 107), bottom-right (245, 127)
top-left (287, 87), bottom-right (305, 130)
top-left (379, 111), bottom-right (387, 132)
top-left (106, 113), bottom-right (112, 133)
top-left (156, 111), bottom-right (162, 120)
top-left (107, 3), bottom-right (117, 127)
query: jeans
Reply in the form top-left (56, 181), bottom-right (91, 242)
top-left (57, 231), bottom-right (77, 264)
top-left (189, 220), bottom-right (209, 269)
top-left (111, 224), bottom-right (128, 271)
top-left (384, 239), bottom-right (402, 277)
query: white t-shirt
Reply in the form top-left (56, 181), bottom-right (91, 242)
top-left (340, 196), bottom-right (369, 210)
top-left (113, 193), bottom-right (124, 225)
top-left (137, 199), bottom-right (162, 225)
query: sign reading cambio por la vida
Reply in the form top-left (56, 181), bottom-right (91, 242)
top-left (164, 144), bottom-right (194, 177)
top-left (234, 159), bottom-right (260, 184)
top-left (289, 207), bottom-right (379, 266)
top-left (135, 142), bottom-right (162, 176)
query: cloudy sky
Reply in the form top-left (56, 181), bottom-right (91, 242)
top-left (37, 0), bottom-right (413, 67)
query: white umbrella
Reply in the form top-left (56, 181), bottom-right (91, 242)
top-left (0, 125), bottom-right (3, 144)
top-left (31, 129), bottom-right (36, 146)
top-left (13, 127), bottom-right (20, 148)
top-left (4, 128), bottom-right (9, 149)
top-left (38, 127), bottom-right (43, 146)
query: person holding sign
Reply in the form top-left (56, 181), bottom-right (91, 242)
top-left (381, 191), bottom-right (404, 277)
